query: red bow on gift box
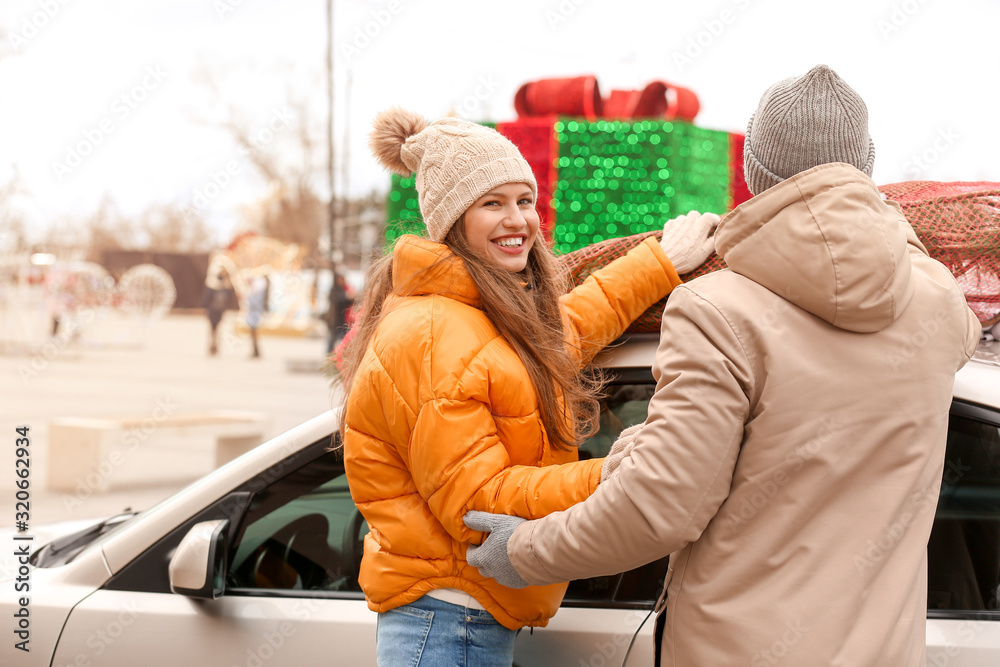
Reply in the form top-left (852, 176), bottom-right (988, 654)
top-left (514, 75), bottom-right (701, 122)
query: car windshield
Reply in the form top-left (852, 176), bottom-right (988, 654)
top-left (31, 511), bottom-right (139, 568)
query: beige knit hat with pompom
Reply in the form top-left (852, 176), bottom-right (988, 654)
top-left (369, 108), bottom-right (537, 242)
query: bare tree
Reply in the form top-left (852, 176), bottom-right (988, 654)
top-left (0, 27), bottom-right (10, 62)
top-left (37, 195), bottom-right (131, 261)
top-left (192, 63), bottom-right (327, 257)
top-left (83, 196), bottom-right (138, 261)
top-left (191, 61), bottom-right (388, 268)
top-left (0, 169), bottom-right (29, 253)
top-left (139, 202), bottom-right (215, 253)
top-left (39, 195), bottom-right (215, 260)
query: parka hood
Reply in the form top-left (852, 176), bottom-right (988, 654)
top-left (716, 163), bottom-right (920, 333)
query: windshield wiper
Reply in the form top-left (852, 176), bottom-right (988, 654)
top-left (31, 511), bottom-right (137, 567)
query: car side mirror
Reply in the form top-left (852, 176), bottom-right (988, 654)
top-left (169, 519), bottom-right (229, 599)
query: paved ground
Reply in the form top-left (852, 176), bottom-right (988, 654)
top-left (1, 308), bottom-right (336, 527)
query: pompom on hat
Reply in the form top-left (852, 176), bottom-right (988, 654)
top-left (369, 108), bottom-right (537, 242)
top-left (743, 65), bottom-right (876, 196)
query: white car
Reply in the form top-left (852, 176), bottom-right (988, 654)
top-left (4, 336), bottom-right (1000, 666)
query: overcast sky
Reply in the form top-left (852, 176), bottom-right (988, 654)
top-left (2, 0), bottom-right (999, 247)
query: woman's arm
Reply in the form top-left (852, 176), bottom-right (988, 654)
top-left (561, 236), bottom-right (681, 366)
top-left (561, 211), bottom-right (720, 366)
top-left (405, 395), bottom-right (603, 543)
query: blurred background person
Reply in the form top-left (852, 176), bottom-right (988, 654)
top-left (201, 257), bottom-right (235, 356)
top-left (325, 271), bottom-right (354, 355)
top-left (245, 268), bottom-right (271, 359)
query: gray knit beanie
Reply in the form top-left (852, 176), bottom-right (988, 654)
top-left (743, 65), bottom-right (876, 196)
top-left (369, 108), bottom-right (537, 242)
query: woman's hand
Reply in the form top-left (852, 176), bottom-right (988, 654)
top-left (659, 210), bottom-right (722, 274)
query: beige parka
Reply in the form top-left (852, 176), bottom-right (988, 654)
top-left (508, 163), bottom-right (982, 665)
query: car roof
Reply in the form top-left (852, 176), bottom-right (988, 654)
top-left (954, 342), bottom-right (1000, 410)
top-left (598, 337), bottom-right (1000, 412)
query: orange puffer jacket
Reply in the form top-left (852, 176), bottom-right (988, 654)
top-left (343, 234), bottom-right (681, 630)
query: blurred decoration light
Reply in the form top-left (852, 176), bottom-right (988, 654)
top-left (551, 118), bottom-right (732, 253)
top-left (384, 117), bottom-right (750, 253)
top-left (30, 253), bottom-right (56, 266)
top-left (118, 264), bottom-right (177, 320)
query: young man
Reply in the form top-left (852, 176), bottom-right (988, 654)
top-left (465, 65), bottom-right (982, 666)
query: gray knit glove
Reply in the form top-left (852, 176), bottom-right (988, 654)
top-left (600, 423), bottom-right (643, 483)
top-left (464, 511), bottom-right (529, 589)
top-left (659, 210), bottom-right (721, 274)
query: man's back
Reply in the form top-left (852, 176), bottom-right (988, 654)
top-left (653, 163), bottom-right (980, 665)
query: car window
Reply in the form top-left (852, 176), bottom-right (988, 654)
top-left (102, 437), bottom-right (327, 595)
top-left (579, 379), bottom-right (656, 461)
top-left (928, 403), bottom-right (1000, 614)
top-left (227, 447), bottom-right (366, 594)
top-left (570, 373), bottom-right (669, 607)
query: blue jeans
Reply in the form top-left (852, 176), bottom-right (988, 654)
top-left (376, 595), bottom-right (517, 667)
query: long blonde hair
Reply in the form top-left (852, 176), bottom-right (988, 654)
top-left (341, 221), bottom-right (602, 451)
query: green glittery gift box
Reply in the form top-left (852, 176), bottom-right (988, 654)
top-left (384, 116), bottom-right (751, 255)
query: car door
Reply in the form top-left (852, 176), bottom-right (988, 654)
top-left (49, 439), bottom-right (379, 667)
top-left (925, 400), bottom-right (1000, 665)
top-left (514, 369), bottom-right (668, 667)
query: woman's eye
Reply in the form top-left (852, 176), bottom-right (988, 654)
top-left (519, 199), bottom-right (534, 206)
top-left (484, 200), bottom-right (501, 207)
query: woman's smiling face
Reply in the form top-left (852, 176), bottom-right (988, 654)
top-left (462, 182), bottom-right (539, 273)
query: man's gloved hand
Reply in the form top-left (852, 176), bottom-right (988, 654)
top-left (600, 423), bottom-right (643, 483)
top-left (659, 210), bottom-right (721, 274)
top-left (464, 511), bottom-right (529, 589)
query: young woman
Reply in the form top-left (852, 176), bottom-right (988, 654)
top-left (341, 108), bottom-right (717, 667)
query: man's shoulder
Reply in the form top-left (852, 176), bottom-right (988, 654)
top-left (675, 269), bottom-right (772, 304)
